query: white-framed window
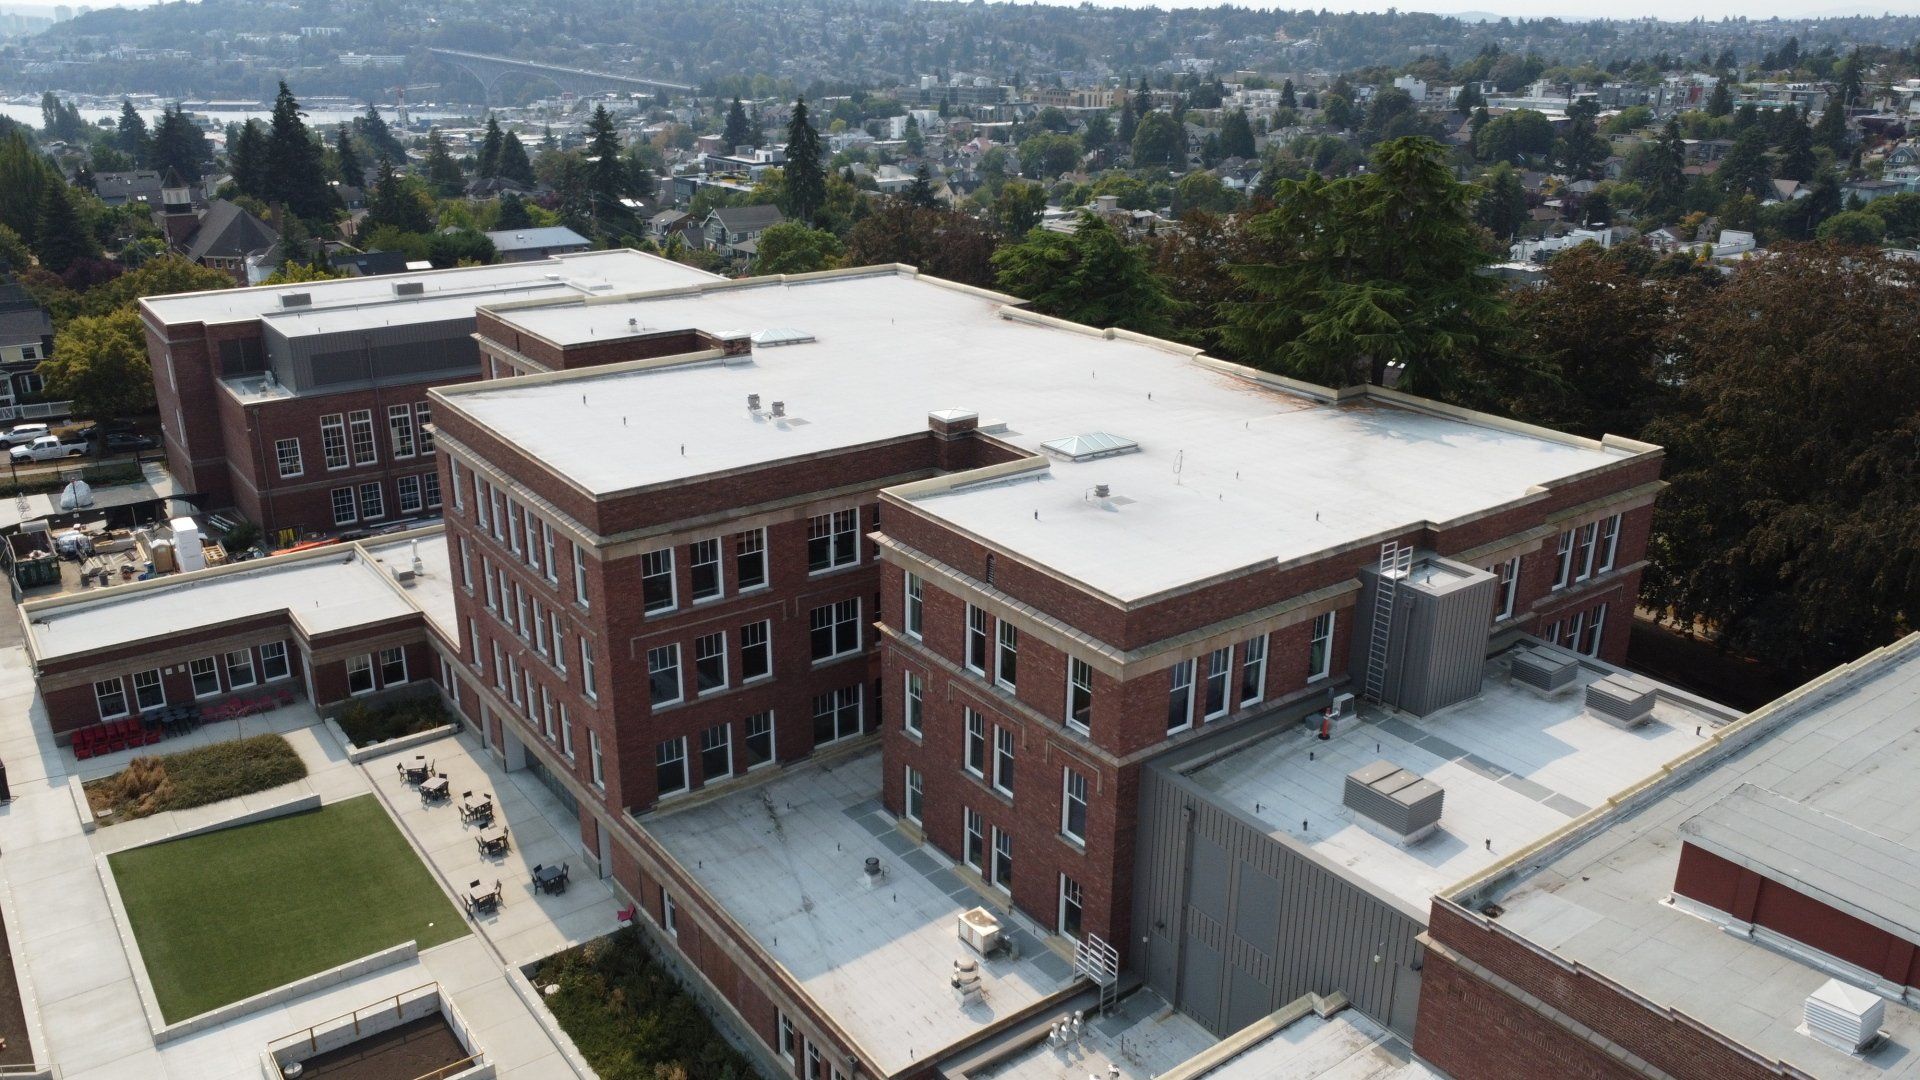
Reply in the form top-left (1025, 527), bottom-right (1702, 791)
top-left (260, 641), bottom-right (290, 681)
top-left (1575, 521), bottom-right (1599, 582)
top-left (488, 485), bottom-right (503, 541)
top-left (964, 708), bottom-right (986, 776)
top-left (992, 726), bottom-right (1015, 796)
top-left (809, 598), bottom-right (861, 662)
top-left (733, 528), bottom-right (767, 591)
top-left (965, 605), bottom-right (989, 674)
top-left (1553, 528), bottom-right (1575, 590)
top-left (640, 548), bottom-right (675, 613)
top-left (806, 509), bottom-right (858, 573)
top-left (450, 460), bottom-right (463, 510)
top-left (550, 616), bottom-right (566, 669)
top-left (811, 686), bottom-right (862, 746)
top-left (492, 641), bottom-right (505, 689)
top-left (423, 470), bottom-right (441, 510)
top-left (806, 1042), bottom-right (824, 1080)
top-left (459, 538), bottom-right (473, 589)
top-left (745, 711), bottom-right (775, 769)
top-left (656, 736), bottom-right (689, 796)
top-left (1597, 514), bottom-right (1621, 573)
top-left (779, 1012), bottom-right (798, 1063)
top-left (904, 766), bottom-right (924, 824)
top-left (1059, 874), bottom-right (1084, 939)
top-left (472, 474), bottom-right (488, 529)
top-left (415, 402), bottom-right (434, 454)
top-left (589, 728), bottom-right (604, 789)
top-left (132, 668), bottom-right (166, 710)
top-left (347, 654), bottom-right (376, 696)
top-left (538, 519), bottom-right (555, 581)
top-left (470, 619), bottom-right (484, 669)
top-left (739, 621), bottom-right (771, 682)
top-left (329, 486), bottom-right (356, 526)
top-left (1582, 603), bottom-right (1608, 657)
top-left (572, 541), bottom-right (590, 606)
top-left (396, 474), bottom-right (423, 514)
top-left (580, 639), bottom-right (597, 700)
top-left (694, 632), bottom-right (727, 695)
top-left (358, 481), bottom-right (385, 521)
top-left (380, 646), bottom-right (407, 685)
top-left (991, 826), bottom-right (1013, 893)
top-left (387, 403), bottom-right (416, 458)
top-left (995, 621), bottom-right (1019, 691)
top-left (540, 684), bottom-right (556, 739)
top-left (532, 602), bottom-right (549, 656)
top-left (1166, 659), bottom-right (1195, 733)
top-left (1066, 657), bottom-right (1094, 734)
top-left (320, 413), bottom-right (348, 469)
top-left (1493, 557), bottom-right (1520, 621)
top-left (560, 704), bottom-right (573, 758)
top-left (648, 643), bottom-right (682, 706)
top-left (508, 500), bottom-right (524, 554)
top-left (1061, 766), bottom-right (1087, 843)
top-left (190, 656), bottom-right (221, 698)
top-left (700, 722), bottom-right (732, 782)
top-left (1308, 611), bottom-right (1335, 682)
top-left (1203, 646), bottom-right (1231, 720)
top-left (963, 807), bottom-right (986, 871)
top-left (904, 572), bottom-right (924, 639)
top-left (94, 677), bottom-right (128, 719)
top-left (483, 558), bottom-right (499, 611)
top-left (903, 670), bottom-right (924, 736)
top-left (347, 409), bottom-right (377, 466)
top-left (225, 648), bottom-right (256, 688)
top-left (514, 582), bottom-right (529, 639)
top-left (274, 437), bottom-right (303, 478)
top-left (689, 538), bottom-right (722, 602)
top-left (1240, 635), bottom-right (1268, 707)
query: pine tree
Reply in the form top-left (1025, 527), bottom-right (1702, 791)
top-left (0, 130), bottom-right (55, 247)
top-left (423, 128), bottom-right (465, 196)
top-left (783, 97), bottom-right (826, 223)
top-left (34, 180), bottom-right (97, 273)
top-left (1706, 80), bottom-right (1732, 117)
top-left (477, 116), bottom-right (504, 178)
top-left (1813, 98), bottom-right (1848, 155)
top-left (149, 106), bottom-right (209, 179)
top-left (115, 100), bottom-right (149, 160)
top-left (1219, 108), bottom-right (1256, 159)
top-left (1777, 117), bottom-right (1816, 182)
top-left (585, 106), bottom-right (627, 211)
top-left (1133, 77), bottom-right (1151, 121)
top-left (498, 133), bottom-right (535, 187)
top-left (353, 103), bottom-right (405, 163)
top-left (1281, 79), bottom-right (1296, 108)
top-left (1646, 119), bottom-right (1687, 216)
top-left (334, 124), bottom-right (361, 186)
top-left (1455, 82), bottom-right (1484, 115)
top-left (1118, 97), bottom-right (1137, 145)
top-left (264, 82), bottom-right (335, 222)
top-left (1717, 125), bottom-right (1770, 199)
top-left (723, 97), bottom-right (754, 150)
top-left (366, 155), bottom-right (433, 235)
top-left (230, 121), bottom-right (266, 199)
top-left (496, 191), bottom-right (533, 230)
top-left (905, 164), bottom-right (937, 208)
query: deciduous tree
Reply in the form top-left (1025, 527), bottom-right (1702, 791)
top-left (41, 309), bottom-right (153, 419)
top-left (991, 212), bottom-right (1174, 335)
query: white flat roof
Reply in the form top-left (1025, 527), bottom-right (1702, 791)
top-left (643, 749), bottom-right (1075, 1078)
top-left (138, 249), bottom-right (717, 330)
top-left (362, 533), bottom-right (459, 643)
top-left (446, 271), bottom-right (1644, 602)
top-left (1186, 650), bottom-right (1734, 915)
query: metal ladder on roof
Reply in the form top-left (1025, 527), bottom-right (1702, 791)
top-left (1074, 932), bottom-right (1121, 1015)
top-left (1363, 541), bottom-right (1412, 704)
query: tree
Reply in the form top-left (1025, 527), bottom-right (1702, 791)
top-left (1172, 171), bottom-right (1241, 215)
top-left (1321, 94), bottom-right (1358, 131)
top-left (1281, 79), bottom-right (1297, 109)
top-left (40, 309), bottom-right (153, 419)
top-left (1556, 98), bottom-right (1608, 180)
top-left (1454, 81), bottom-right (1483, 115)
top-left (723, 98), bottom-right (754, 150)
top-left (1219, 137), bottom-right (1508, 393)
top-left (585, 106), bottom-right (627, 209)
top-left (993, 180), bottom-right (1046, 235)
top-left (1475, 162), bottom-right (1528, 239)
top-left (1131, 111), bottom-right (1185, 168)
top-left (1476, 109), bottom-right (1555, 163)
top-left (1017, 133), bottom-right (1079, 179)
top-left (423, 129), bottom-right (465, 197)
top-left (477, 116), bottom-right (504, 179)
top-left (1776, 119), bottom-right (1815, 183)
top-left (1643, 247), bottom-right (1920, 675)
top-left (1816, 210), bottom-right (1885, 245)
top-left (364, 156), bottom-right (434, 235)
top-left (264, 82), bottom-right (336, 222)
top-left (353, 103), bottom-right (406, 163)
top-left (334, 125), bottom-right (362, 186)
top-left (497, 133), bottom-right (535, 187)
top-left (115, 100), bottom-right (149, 161)
top-left (0, 223), bottom-right (29, 274)
top-left (843, 202), bottom-right (997, 287)
top-left (1219, 108), bottom-right (1256, 160)
top-left (262, 261), bottom-right (345, 285)
top-left (1717, 126), bottom-right (1770, 200)
top-left (496, 191), bottom-right (534, 231)
top-left (1813, 99), bottom-right (1848, 156)
top-left (783, 98), bottom-right (826, 223)
top-left (1836, 50), bottom-right (1864, 108)
top-left (149, 106), bottom-right (209, 180)
top-left (1706, 80), bottom-right (1733, 117)
top-left (0, 130), bottom-right (56, 248)
top-left (904, 165), bottom-right (938, 209)
top-left (1642, 120), bottom-right (1688, 217)
top-left (992, 213), bottom-right (1174, 336)
top-left (1117, 98), bottom-right (1137, 147)
top-left (753, 221), bottom-right (842, 274)
top-left (1080, 111), bottom-right (1112, 156)
top-left (34, 180), bottom-right (97, 273)
top-left (904, 116), bottom-right (925, 157)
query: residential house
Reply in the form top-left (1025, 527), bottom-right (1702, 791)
top-left (701, 204), bottom-right (785, 259)
top-left (0, 281), bottom-right (53, 408)
top-left (484, 226), bottom-right (592, 262)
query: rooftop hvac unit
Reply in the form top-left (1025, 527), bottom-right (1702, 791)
top-left (1349, 554), bottom-right (1496, 716)
top-left (957, 907), bottom-right (1002, 956)
top-left (1510, 646), bottom-right (1579, 696)
top-left (1804, 979), bottom-right (1885, 1054)
top-left (392, 281), bottom-right (425, 296)
top-left (1344, 760), bottom-right (1445, 845)
top-left (1585, 671), bottom-right (1659, 728)
top-left (279, 292), bottom-right (311, 308)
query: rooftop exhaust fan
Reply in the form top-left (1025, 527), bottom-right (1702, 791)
top-left (1804, 979), bottom-right (1885, 1054)
top-left (1344, 760), bottom-right (1444, 845)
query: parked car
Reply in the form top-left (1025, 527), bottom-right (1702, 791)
top-left (2, 423), bottom-right (50, 447)
top-left (9, 434), bottom-right (89, 462)
top-left (103, 431), bottom-right (158, 453)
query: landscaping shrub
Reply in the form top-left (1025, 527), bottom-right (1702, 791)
top-left (86, 733), bottom-right (307, 822)
top-left (333, 696), bottom-right (450, 747)
top-left (535, 927), bottom-right (755, 1080)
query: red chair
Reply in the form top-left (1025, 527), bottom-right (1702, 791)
top-left (73, 741), bottom-right (93, 760)
top-left (143, 730), bottom-right (163, 746)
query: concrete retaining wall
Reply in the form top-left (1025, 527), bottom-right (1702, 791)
top-left (328, 717), bottom-right (459, 765)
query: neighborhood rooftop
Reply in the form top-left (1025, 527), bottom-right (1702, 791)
top-left (441, 267), bottom-right (1653, 601)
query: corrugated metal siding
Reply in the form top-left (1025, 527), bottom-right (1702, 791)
top-left (268, 318), bottom-right (480, 393)
top-left (1400, 569), bottom-right (1495, 716)
top-left (1133, 765), bottom-right (1426, 1040)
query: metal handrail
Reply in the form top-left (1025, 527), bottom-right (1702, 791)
top-left (407, 1053), bottom-right (481, 1080)
top-left (266, 980), bottom-right (441, 1055)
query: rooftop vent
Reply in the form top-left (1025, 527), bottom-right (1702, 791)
top-left (747, 393), bottom-right (761, 411)
top-left (392, 281), bottom-right (424, 297)
top-left (1042, 432), bottom-right (1139, 462)
top-left (1585, 671), bottom-right (1659, 729)
top-left (751, 327), bottom-right (816, 348)
top-left (1344, 760), bottom-right (1444, 845)
top-left (279, 292), bottom-right (311, 308)
top-left (770, 401), bottom-right (786, 418)
top-left (1804, 979), bottom-right (1885, 1054)
top-left (1510, 646), bottom-right (1579, 697)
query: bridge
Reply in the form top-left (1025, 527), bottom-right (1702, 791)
top-left (425, 48), bottom-right (695, 105)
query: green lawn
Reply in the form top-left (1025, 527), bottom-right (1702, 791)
top-left (108, 796), bottom-right (467, 1022)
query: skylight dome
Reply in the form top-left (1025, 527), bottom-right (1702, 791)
top-left (1041, 432), bottom-right (1139, 462)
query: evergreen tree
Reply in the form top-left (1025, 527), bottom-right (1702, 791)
top-left (1717, 125), bottom-right (1770, 199)
top-left (1081, 110), bottom-right (1113, 154)
top-left (477, 116), bottom-right (504, 179)
top-left (1132, 77), bottom-right (1151, 122)
top-left (149, 106), bottom-right (209, 179)
top-left (1475, 162), bottom-right (1528, 239)
top-left (34, 180), bottom-right (97, 273)
top-left (1836, 50), bottom-right (1864, 108)
top-left (264, 82), bottom-right (335, 222)
top-left (1117, 97), bottom-right (1137, 146)
top-left (904, 116), bottom-right (925, 156)
top-left (423, 128), bottom-right (465, 196)
top-left (1706, 80), bottom-right (1733, 117)
top-left (353, 103), bottom-right (405, 163)
top-left (1646, 119), bottom-right (1687, 216)
top-left (498, 133), bottom-right (535, 187)
top-left (905, 165), bottom-right (937, 208)
top-left (0, 130), bottom-right (55, 247)
top-left (1219, 108), bottom-right (1256, 160)
top-left (496, 191), bottom-right (533, 230)
top-left (1813, 98), bottom-right (1848, 155)
top-left (991, 212), bottom-right (1173, 336)
top-left (365, 155), bottom-right (434, 235)
top-left (783, 97), bottom-right (826, 223)
top-left (229, 121), bottom-right (266, 199)
top-left (1555, 98), bottom-right (1607, 179)
top-left (585, 105), bottom-right (626, 208)
top-left (115, 100), bottom-right (149, 160)
top-left (333, 124), bottom-right (361, 186)
top-left (1131, 111), bottom-right (1185, 167)
top-left (1281, 79), bottom-right (1296, 108)
top-left (723, 97), bottom-right (754, 150)
top-left (1454, 81), bottom-right (1483, 115)
top-left (1777, 118), bottom-right (1816, 183)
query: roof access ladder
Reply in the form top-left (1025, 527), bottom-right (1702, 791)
top-left (1074, 932), bottom-right (1121, 1015)
top-left (1363, 540), bottom-right (1412, 704)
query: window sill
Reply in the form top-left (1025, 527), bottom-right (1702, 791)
top-left (962, 770), bottom-right (1015, 808)
top-left (902, 728), bottom-right (923, 744)
top-left (1059, 832), bottom-right (1087, 853)
top-left (1306, 673), bottom-right (1329, 685)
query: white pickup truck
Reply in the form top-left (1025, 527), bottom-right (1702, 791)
top-left (9, 434), bottom-right (90, 462)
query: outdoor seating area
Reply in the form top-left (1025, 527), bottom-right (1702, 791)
top-left (532, 863), bottom-right (569, 896)
top-left (71, 689), bottom-right (301, 760)
top-left (476, 826), bottom-right (510, 858)
top-left (458, 790), bottom-right (494, 825)
top-left (464, 879), bottom-right (503, 916)
top-left (398, 757), bottom-right (435, 784)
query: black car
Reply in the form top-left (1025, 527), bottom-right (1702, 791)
top-left (103, 431), bottom-right (158, 453)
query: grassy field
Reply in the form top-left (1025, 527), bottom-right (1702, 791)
top-left (108, 796), bottom-right (466, 1022)
top-left (86, 734), bottom-right (307, 823)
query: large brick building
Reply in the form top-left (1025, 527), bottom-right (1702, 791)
top-left (136, 250), bottom-right (714, 542)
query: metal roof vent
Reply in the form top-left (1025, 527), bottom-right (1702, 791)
top-left (279, 292), bottom-right (311, 308)
top-left (770, 401), bottom-right (786, 418)
top-left (1344, 761), bottom-right (1445, 845)
top-left (392, 281), bottom-right (424, 297)
top-left (1803, 979), bottom-right (1885, 1054)
top-left (751, 327), bottom-right (815, 348)
top-left (1042, 432), bottom-right (1139, 462)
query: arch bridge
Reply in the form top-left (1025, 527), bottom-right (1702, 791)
top-left (426, 48), bottom-right (695, 105)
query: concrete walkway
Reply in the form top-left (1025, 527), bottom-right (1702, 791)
top-left (0, 641), bottom-right (601, 1079)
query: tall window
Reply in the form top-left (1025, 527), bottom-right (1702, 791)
top-left (1203, 646), bottom-right (1231, 719)
top-left (572, 541), bottom-right (590, 606)
top-left (590, 729), bottom-right (604, 788)
top-left (423, 472), bottom-right (441, 510)
top-left (537, 519), bottom-right (554, 580)
top-left (94, 678), bottom-right (128, 719)
top-left (1166, 660), bottom-right (1195, 733)
top-left (991, 827), bottom-right (1013, 892)
top-left (700, 723), bottom-right (732, 782)
top-left (347, 654), bottom-right (375, 695)
top-left (811, 686), bottom-right (861, 745)
top-left (648, 644), bottom-right (682, 706)
top-left (694, 632), bottom-right (727, 694)
top-left (275, 438), bottom-right (303, 478)
top-left (260, 641), bottom-right (290, 681)
top-left (779, 1013), bottom-right (798, 1064)
top-left (1308, 611), bottom-right (1335, 681)
top-left (396, 475), bottom-right (423, 514)
top-left (1553, 528), bottom-right (1575, 590)
top-left (347, 409), bottom-right (377, 465)
top-left (1581, 603), bottom-right (1608, 657)
top-left (992, 726), bottom-right (1015, 796)
top-left (963, 808), bottom-right (985, 871)
top-left (1575, 521), bottom-right (1600, 582)
top-left (807, 509), bottom-right (858, 572)
top-left (809, 598), bottom-right (861, 661)
top-left (740, 621), bottom-right (771, 682)
top-left (904, 766), bottom-right (923, 824)
top-left (387, 404), bottom-right (416, 458)
top-left (358, 482), bottom-right (385, 520)
top-left (745, 712), bottom-right (775, 769)
top-left (414, 402), bottom-right (434, 453)
top-left (641, 548), bottom-right (675, 613)
top-left (1493, 557), bottom-right (1520, 621)
top-left (190, 656), bottom-right (222, 697)
top-left (903, 670), bottom-right (924, 736)
top-left (904, 572), bottom-right (924, 638)
top-left (1061, 768), bottom-right (1088, 843)
top-left (330, 486), bottom-right (356, 526)
top-left (995, 622), bottom-right (1019, 690)
top-left (225, 648), bottom-right (256, 688)
top-left (734, 529), bottom-right (767, 590)
top-left (380, 646), bottom-right (407, 684)
top-left (1597, 514), bottom-right (1621, 573)
top-left (132, 668), bottom-right (165, 710)
top-left (965, 606), bottom-right (989, 674)
top-left (320, 413), bottom-right (347, 469)
top-left (1240, 635), bottom-right (1268, 706)
top-left (964, 709), bottom-right (986, 776)
top-left (580, 639), bottom-right (597, 700)
top-left (1067, 658), bottom-right (1093, 734)
top-left (689, 538), bottom-right (722, 601)
top-left (656, 736), bottom-right (688, 796)
top-left (1059, 875), bottom-right (1084, 939)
